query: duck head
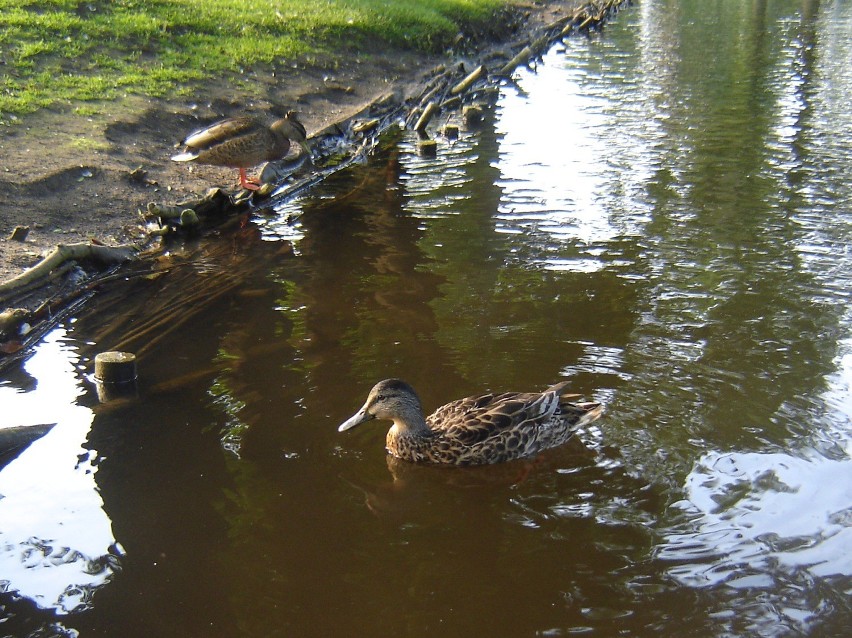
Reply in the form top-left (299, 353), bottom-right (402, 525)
top-left (338, 379), bottom-right (423, 432)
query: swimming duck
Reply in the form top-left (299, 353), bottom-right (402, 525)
top-left (171, 112), bottom-right (310, 190)
top-left (338, 379), bottom-right (603, 465)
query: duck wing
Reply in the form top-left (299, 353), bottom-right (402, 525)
top-left (428, 390), bottom-right (562, 446)
top-left (180, 116), bottom-right (262, 151)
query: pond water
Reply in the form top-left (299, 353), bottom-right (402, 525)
top-left (2, 1), bottom-right (851, 635)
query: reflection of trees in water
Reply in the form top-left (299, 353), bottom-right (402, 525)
top-left (615, 0), bottom-right (844, 458)
top-left (292, 146), bottom-right (446, 387)
top-left (154, 148), bottom-right (458, 636)
top-left (63, 228), bottom-right (299, 636)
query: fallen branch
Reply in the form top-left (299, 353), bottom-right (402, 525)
top-left (414, 101), bottom-right (440, 133)
top-left (0, 243), bottom-right (138, 302)
top-left (450, 65), bottom-right (487, 95)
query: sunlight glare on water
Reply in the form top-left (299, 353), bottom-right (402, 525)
top-left (0, 329), bottom-right (119, 616)
top-left (496, 60), bottom-right (652, 247)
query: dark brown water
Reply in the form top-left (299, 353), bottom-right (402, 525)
top-left (2, 1), bottom-right (851, 635)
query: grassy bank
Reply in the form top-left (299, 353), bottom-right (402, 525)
top-left (0, 0), bottom-right (509, 122)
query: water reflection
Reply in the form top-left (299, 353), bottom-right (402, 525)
top-left (1, 0), bottom-right (851, 635)
top-left (496, 45), bottom-right (655, 254)
top-left (668, 449), bottom-right (852, 581)
top-left (0, 330), bottom-right (119, 616)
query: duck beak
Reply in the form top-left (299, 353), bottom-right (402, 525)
top-left (338, 405), bottom-right (374, 432)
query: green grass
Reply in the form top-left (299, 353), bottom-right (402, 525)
top-left (0, 0), bottom-right (509, 121)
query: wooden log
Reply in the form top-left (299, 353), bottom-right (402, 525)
top-left (146, 202), bottom-right (182, 220)
top-left (499, 45), bottom-right (533, 76)
top-left (352, 118), bottom-right (380, 134)
top-left (463, 105), bottom-right (484, 125)
top-left (450, 65), bottom-right (487, 96)
top-left (0, 424), bottom-right (55, 458)
top-left (442, 125), bottom-right (460, 140)
top-left (417, 139), bottom-right (438, 157)
top-left (8, 226), bottom-right (29, 242)
top-left (94, 350), bottom-right (138, 402)
top-left (579, 15), bottom-right (596, 30)
top-left (529, 35), bottom-right (552, 57)
top-left (562, 4), bottom-right (598, 34)
top-left (0, 243), bottom-right (138, 299)
top-left (0, 308), bottom-right (28, 339)
top-left (543, 15), bottom-right (572, 32)
top-left (415, 64), bottom-right (459, 105)
top-left (405, 106), bottom-right (422, 130)
top-left (418, 84), bottom-right (444, 109)
top-left (179, 209), bottom-right (200, 227)
top-left (414, 101), bottom-right (439, 133)
top-left (94, 351), bottom-right (137, 384)
top-left (440, 95), bottom-right (461, 111)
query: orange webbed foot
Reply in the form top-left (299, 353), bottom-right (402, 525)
top-left (238, 168), bottom-right (262, 191)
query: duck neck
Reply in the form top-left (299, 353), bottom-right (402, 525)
top-left (389, 405), bottom-right (432, 439)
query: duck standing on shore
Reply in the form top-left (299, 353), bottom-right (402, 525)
top-left (171, 111), bottom-right (310, 190)
top-left (338, 379), bottom-right (603, 465)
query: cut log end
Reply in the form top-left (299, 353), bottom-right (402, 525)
top-left (94, 351), bottom-right (137, 384)
top-left (8, 226), bottom-right (30, 242)
top-left (417, 140), bottom-right (438, 157)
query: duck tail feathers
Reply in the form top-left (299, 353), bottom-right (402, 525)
top-left (171, 151), bottom-right (198, 162)
top-left (545, 381), bottom-right (572, 395)
top-left (575, 402), bottom-right (604, 427)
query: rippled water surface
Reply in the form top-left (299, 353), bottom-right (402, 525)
top-left (2, 1), bottom-right (851, 635)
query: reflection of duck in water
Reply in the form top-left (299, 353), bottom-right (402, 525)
top-left (338, 379), bottom-right (602, 465)
top-left (172, 112), bottom-right (310, 190)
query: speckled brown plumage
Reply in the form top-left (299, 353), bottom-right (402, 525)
top-left (171, 112), bottom-right (309, 190)
top-left (338, 379), bottom-right (603, 465)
